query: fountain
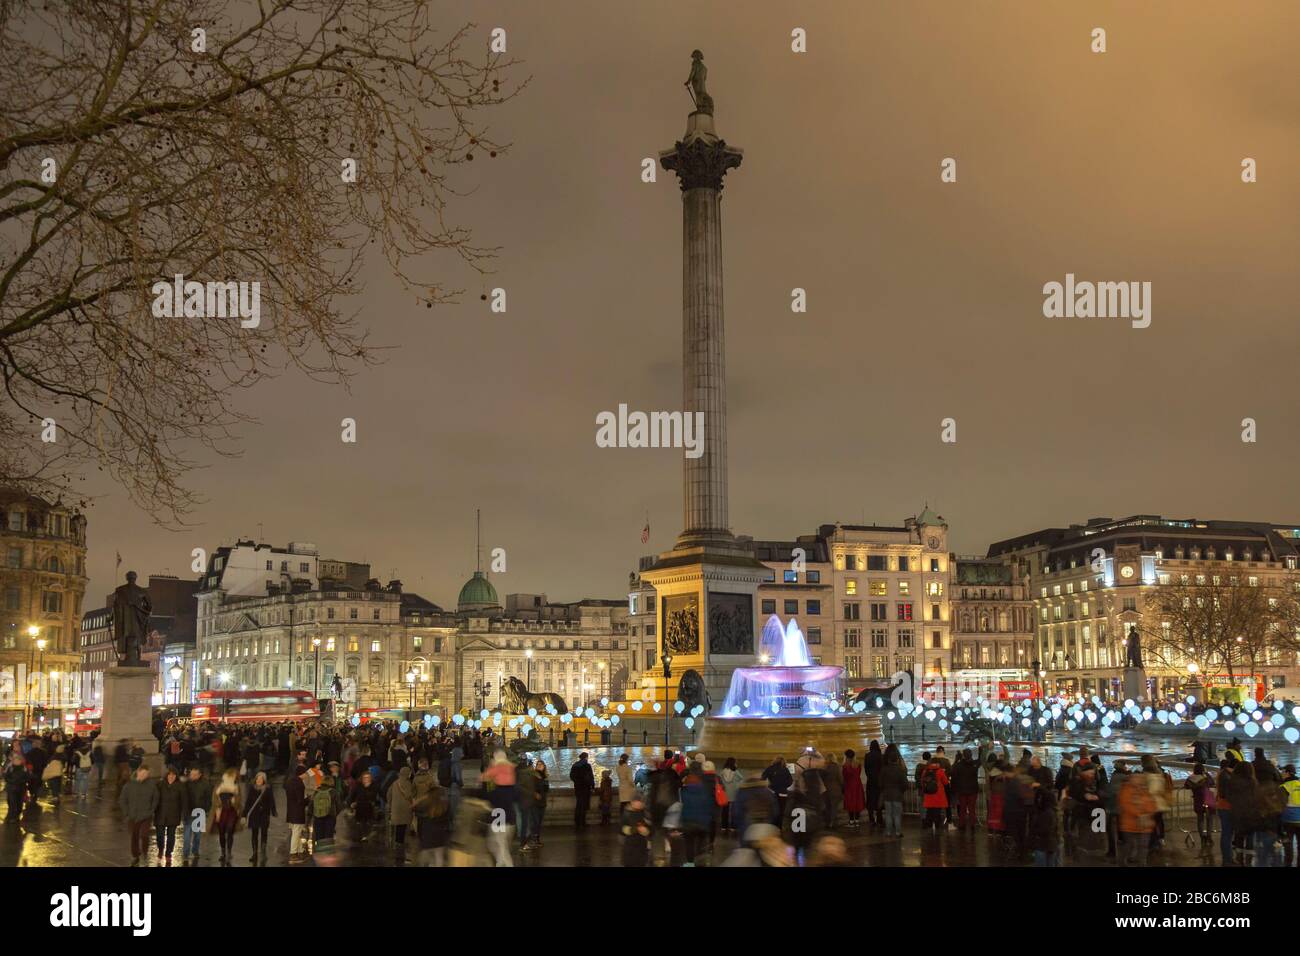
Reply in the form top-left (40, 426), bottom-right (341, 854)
top-left (696, 616), bottom-right (882, 765)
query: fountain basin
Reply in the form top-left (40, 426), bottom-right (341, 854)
top-left (696, 711), bottom-right (883, 767)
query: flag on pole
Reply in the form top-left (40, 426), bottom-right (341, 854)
top-left (115, 551), bottom-right (122, 572)
top-left (641, 520), bottom-right (650, 544)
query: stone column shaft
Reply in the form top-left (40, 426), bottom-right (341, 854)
top-left (660, 111), bottom-right (742, 549)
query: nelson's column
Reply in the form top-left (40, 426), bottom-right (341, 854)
top-left (639, 52), bottom-right (766, 714)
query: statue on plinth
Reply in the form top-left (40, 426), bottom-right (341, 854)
top-left (112, 571), bottom-right (152, 667)
top-left (1125, 625), bottom-right (1143, 669)
top-left (684, 50), bottom-right (713, 115)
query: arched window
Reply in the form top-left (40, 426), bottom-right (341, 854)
top-left (44, 555), bottom-right (62, 573)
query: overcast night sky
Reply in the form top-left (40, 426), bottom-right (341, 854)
top-left (80, 0), bottom-right (1300, 609)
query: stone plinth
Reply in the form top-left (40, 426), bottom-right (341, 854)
top-left (639, 541), bottom-right (767, 711)
top-left (101, 666), bottom-right (162, 775)
top-left (1122, 666), bottom-right (1149, 704)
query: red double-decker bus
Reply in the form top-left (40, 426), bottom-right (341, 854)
top-left (191, 689), bottom-right (319, 723)
top-left (73, 707), bottom-right (102, 734)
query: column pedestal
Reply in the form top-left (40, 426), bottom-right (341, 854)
top-left (101, 666), bottom-right (162, 775)
top-left (1122, 666), bottom-right (1149, 705)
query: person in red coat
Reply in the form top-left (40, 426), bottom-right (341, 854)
top-left (841, 750), bottom-right (866, 828)
top-left (919, 758), bottom-right (950, 833)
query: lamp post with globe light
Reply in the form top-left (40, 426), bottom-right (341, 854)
top-left (168, 663), bottom-right (184, 705)
top-left (406, 668), bottom-right (417, 710)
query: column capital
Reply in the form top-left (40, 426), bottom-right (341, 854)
top-left (660, 114), bottom-right (743, 191)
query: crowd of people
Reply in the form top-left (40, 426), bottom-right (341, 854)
top-left (5, 717), bottom-right (1300, 868)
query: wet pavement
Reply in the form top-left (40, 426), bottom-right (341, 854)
top-left (0, 775), bottom-right (1234, 868)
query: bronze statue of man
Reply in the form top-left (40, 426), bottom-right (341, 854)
top-left (685, 49), bottom-right (713, 115)
top-left (1125, 625), bottom-right (1143, 669)
top-left (112, 571), bottom-right (152, 666)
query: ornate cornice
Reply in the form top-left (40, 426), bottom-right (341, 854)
top-left (660, 138), bottom-right (743, 191)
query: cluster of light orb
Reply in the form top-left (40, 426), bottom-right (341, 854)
top-left (350, 692), bottom-right (1300, 748)
top-left (874, 692), bottom-right (1300, 745)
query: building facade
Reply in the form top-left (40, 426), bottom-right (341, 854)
top-left (949, 556), bottom-right (1036, 681)
top-left (0, 491), bottom-right (87, 729)
top-left (752, 535), bottom-right (834, 665)
top-left (195, 539), bottom-right (453, 709)
top-left (823, 510), bottom-right (953, 683)
top-left (987, 515), bottom-right (1300, 700)
top-left (455, 591), bottom-right (631, 713)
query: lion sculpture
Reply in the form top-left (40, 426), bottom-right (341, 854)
top-left (499, 675), bottom-right (568, 715)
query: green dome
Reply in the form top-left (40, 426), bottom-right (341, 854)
top-left (457, 571), bottom-right (500, 611)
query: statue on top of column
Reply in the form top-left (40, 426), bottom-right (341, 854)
top-left (684, 50), bottom-right (713, 115)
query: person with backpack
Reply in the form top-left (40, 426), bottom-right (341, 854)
top-left (1280, 764), bottom-right (1300, 867)
top-left (919, 755), bottom-right (949, 833)
top-left (71, 744), bottom-right (91, 801)
top-left (311, 767), bottom-right (340, 848)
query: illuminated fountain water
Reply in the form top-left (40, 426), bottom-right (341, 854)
top-left (698, 615), bottom-right (881, 764)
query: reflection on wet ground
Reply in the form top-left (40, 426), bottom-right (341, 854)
top-left (5, 728), bottom-right (1294, 868)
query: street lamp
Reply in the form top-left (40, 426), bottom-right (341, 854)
top-left (168, 663), bottom-right (183, 705)
top-left (662, 654), bottom-right (673, 746)
top-left (598, 661), bottom-right (606, 701)
top-left (525, 648), bottom-right (533, 691)
top-left (312, 638), bottom-right (322, 698)
top-left (406, 668), bottom-right (417, 710)
top-left (204, 667), bottom-right (212, 691)
top-left (35, 635), bottom-right (47, 715)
